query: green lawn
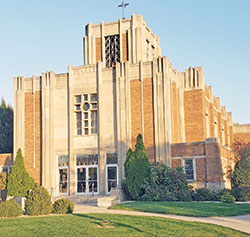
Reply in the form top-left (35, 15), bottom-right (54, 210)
top-left (110, 201), bottom-right (250, 217)
top-left (0, 214), bottom-right (248, 237)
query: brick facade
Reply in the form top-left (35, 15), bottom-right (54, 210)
top-left (143, 78), bottom-right (155, 162)
top-left (184, 89), bottom-right (205, 142)
top-left (95, 37), bottom-right (102, 63)
top-left (24, 92), bottom-right (42, 184)
top-left (0, 154), bottom-right (13, 167)
top-left (171, 139), bottom-right (232, 189)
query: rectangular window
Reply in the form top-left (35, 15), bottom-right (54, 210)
top-left (214, 117), bottom-right (218, 138)
top-left (105, 34), bottom-right (120, 67)
top-left (106, 153), bottom-right (118, 164)
top-left (184, 159), bottom-right (194, 181)
top-left (76, 154), bottom-right (98, 166)
top-left (91, 111), bottom-right (98, 134)
top-left (76, 112), bottom-right (82, 135)
top-left (222, 125), bottom-right (225, 145)
top-left (74, 94), bottom-right (98, 136)
top-left (58, 155), bottom-right (69, 167)
top-left (206, 110), bottom-right (210, 138)
top-left (75, 95), bottom-right (81, 103)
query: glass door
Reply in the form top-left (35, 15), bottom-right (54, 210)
top-left (59, 168), bottom-right (68, 195)
top-left (106, 165), bottom-right (118, 194)
top-left (77, 166), bottom-right (98, 194)
top-left (77, 167), bottom-right (86, 193)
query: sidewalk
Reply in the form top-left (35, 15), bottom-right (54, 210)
top-left (74, 204), bottom-right (250, 234)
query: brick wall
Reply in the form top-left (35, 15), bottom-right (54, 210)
top-left (130, 80), bottom-right (142, 149)
top-left (122, 33), bottom-right (128, 62)
top-left (234, 132), bottom-right (250, 144)
top-left (143, 78), bottom-right (155, 162)
top-left (95, 37), bottom-right (102, 63)
top-left (0, 153), bottom-right (13, 166)
top-left (171, 82), bottom-right (181, 143)
top-left (25, 92), bottom-right (42, 184)
top-left (171, 141), bottom-right (225, 185)
top-left (171, 142), bottom-right (205, 157)
top-left (205, 142), bottom-right (224, 183)
top-left (184, 89), bottom-right (205, 142)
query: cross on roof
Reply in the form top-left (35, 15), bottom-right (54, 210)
top-left (118, 0), bottom-right (129, 20)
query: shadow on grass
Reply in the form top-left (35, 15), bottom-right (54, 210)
top-left (73, 213), bottom-right (157, 236)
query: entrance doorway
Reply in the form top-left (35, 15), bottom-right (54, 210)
top-left (77, 166), bottom-right (98, 194)
top-left (106, 165), bottom-right (118, 194)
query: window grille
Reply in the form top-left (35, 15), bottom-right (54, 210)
top-left (105, 35), bottom-right (120, 67)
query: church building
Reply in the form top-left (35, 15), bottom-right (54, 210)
top-left (12, 15), bottom-right (247, 197)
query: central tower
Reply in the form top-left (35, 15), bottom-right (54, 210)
top-left (83, 14), bottom-right (161, 66)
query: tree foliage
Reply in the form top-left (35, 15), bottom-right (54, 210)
top-left (0, 98), bottom-right (13, 153)
top-left (124, 134), bottom-right (150, 200)
top-left (25, 185), bottom-right (52, 216)
top-left (231, 149), bottom-right (250, 201)
top-left (0, 172), bottom-right (7, 191)
top-left (7, 149), bottom-right (35, 197)
top-left (232, 138), bottom-right (250, 163)
top-left (140, 162), bottom-right (191, 201)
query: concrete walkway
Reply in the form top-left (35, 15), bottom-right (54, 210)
top-left (74, 204), bottom-right (250, 235)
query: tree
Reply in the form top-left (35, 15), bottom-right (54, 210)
top-left (7, 149), bottom-right (35, 197)
top-left (231, 149), bottom-right (250, 201)
top-left (124, 134), bottom-right (150, 200)
top-left (140, 163), bottom-right (191, 201)
top-left (0, 98), bottom-right (13, 153)
top-left (232, 137), bottom-right (250, 163)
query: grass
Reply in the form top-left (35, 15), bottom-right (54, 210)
top-left (0, 213), bottom-right (248, 237)
top-left (110, 201), bottom-right (250, 217)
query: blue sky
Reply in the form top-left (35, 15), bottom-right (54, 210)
top-left (0, 0), bottom-right (249, 123)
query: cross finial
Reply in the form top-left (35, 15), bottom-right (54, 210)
top-left (118, 0), bottom-right (129, 20)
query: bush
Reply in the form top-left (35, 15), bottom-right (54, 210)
top-left (121, 179), bottom-right (132, 200)
top-left (191, 188), bottom-right (219, 201)
top-left (140, 163), bottom-right (191, 202)
top-left (0, 172), bottom-right (7, 191)
top-left (52, 199), bottom-right (74, 214)
top-left (25, 185), bottom-right (52, 216)
top-left (231, 187), bottom-right (249, 202)
top-left (7, 149), bottom-right (35, 197)
top-left (0, 199), bottom-right (22, 217)
top-left (221, 192), bottom-right (235, 203)
top-left (124, 134), bottom-right (150, 200)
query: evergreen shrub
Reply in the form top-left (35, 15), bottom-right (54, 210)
top-left (52, 198), bottom-right (74, 214)
top-left (191, 188), bottom-right (220, 201)
top-left (0, 199), bottom-right (22, 217)
top-left (25, 185), bottom-right (52, 216)
top-left (7, 149), bottom-right (35, 197)
top-left (221, 192), bottom-right (235, 203)
top-left (140, 162), bottom-right (192, 201)
top-left (124, 134), bottom-right (150, 200)
top-left (0, 172), bottom-right (7, 191)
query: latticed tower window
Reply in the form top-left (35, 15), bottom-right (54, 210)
top-left (105, 34), bottom-right (120, 67)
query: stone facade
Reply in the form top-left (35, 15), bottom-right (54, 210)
top-left (13, 14), bottom-right (248, 197)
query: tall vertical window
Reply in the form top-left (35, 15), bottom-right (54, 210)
top-left (214, 117), bottom-right (218, 138)
top-left (74, 93), bottom-right (98, 135)
top-left (184, 159), bottom-right (194, 181)
top-left (105, 34), bottom-right (120, 67)
top-left (206, 110), bottom-right (210, 138)
top-left (227, 130), bottom-right (230, 146)
top-left (222, 125), bottom-right (225, 145)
